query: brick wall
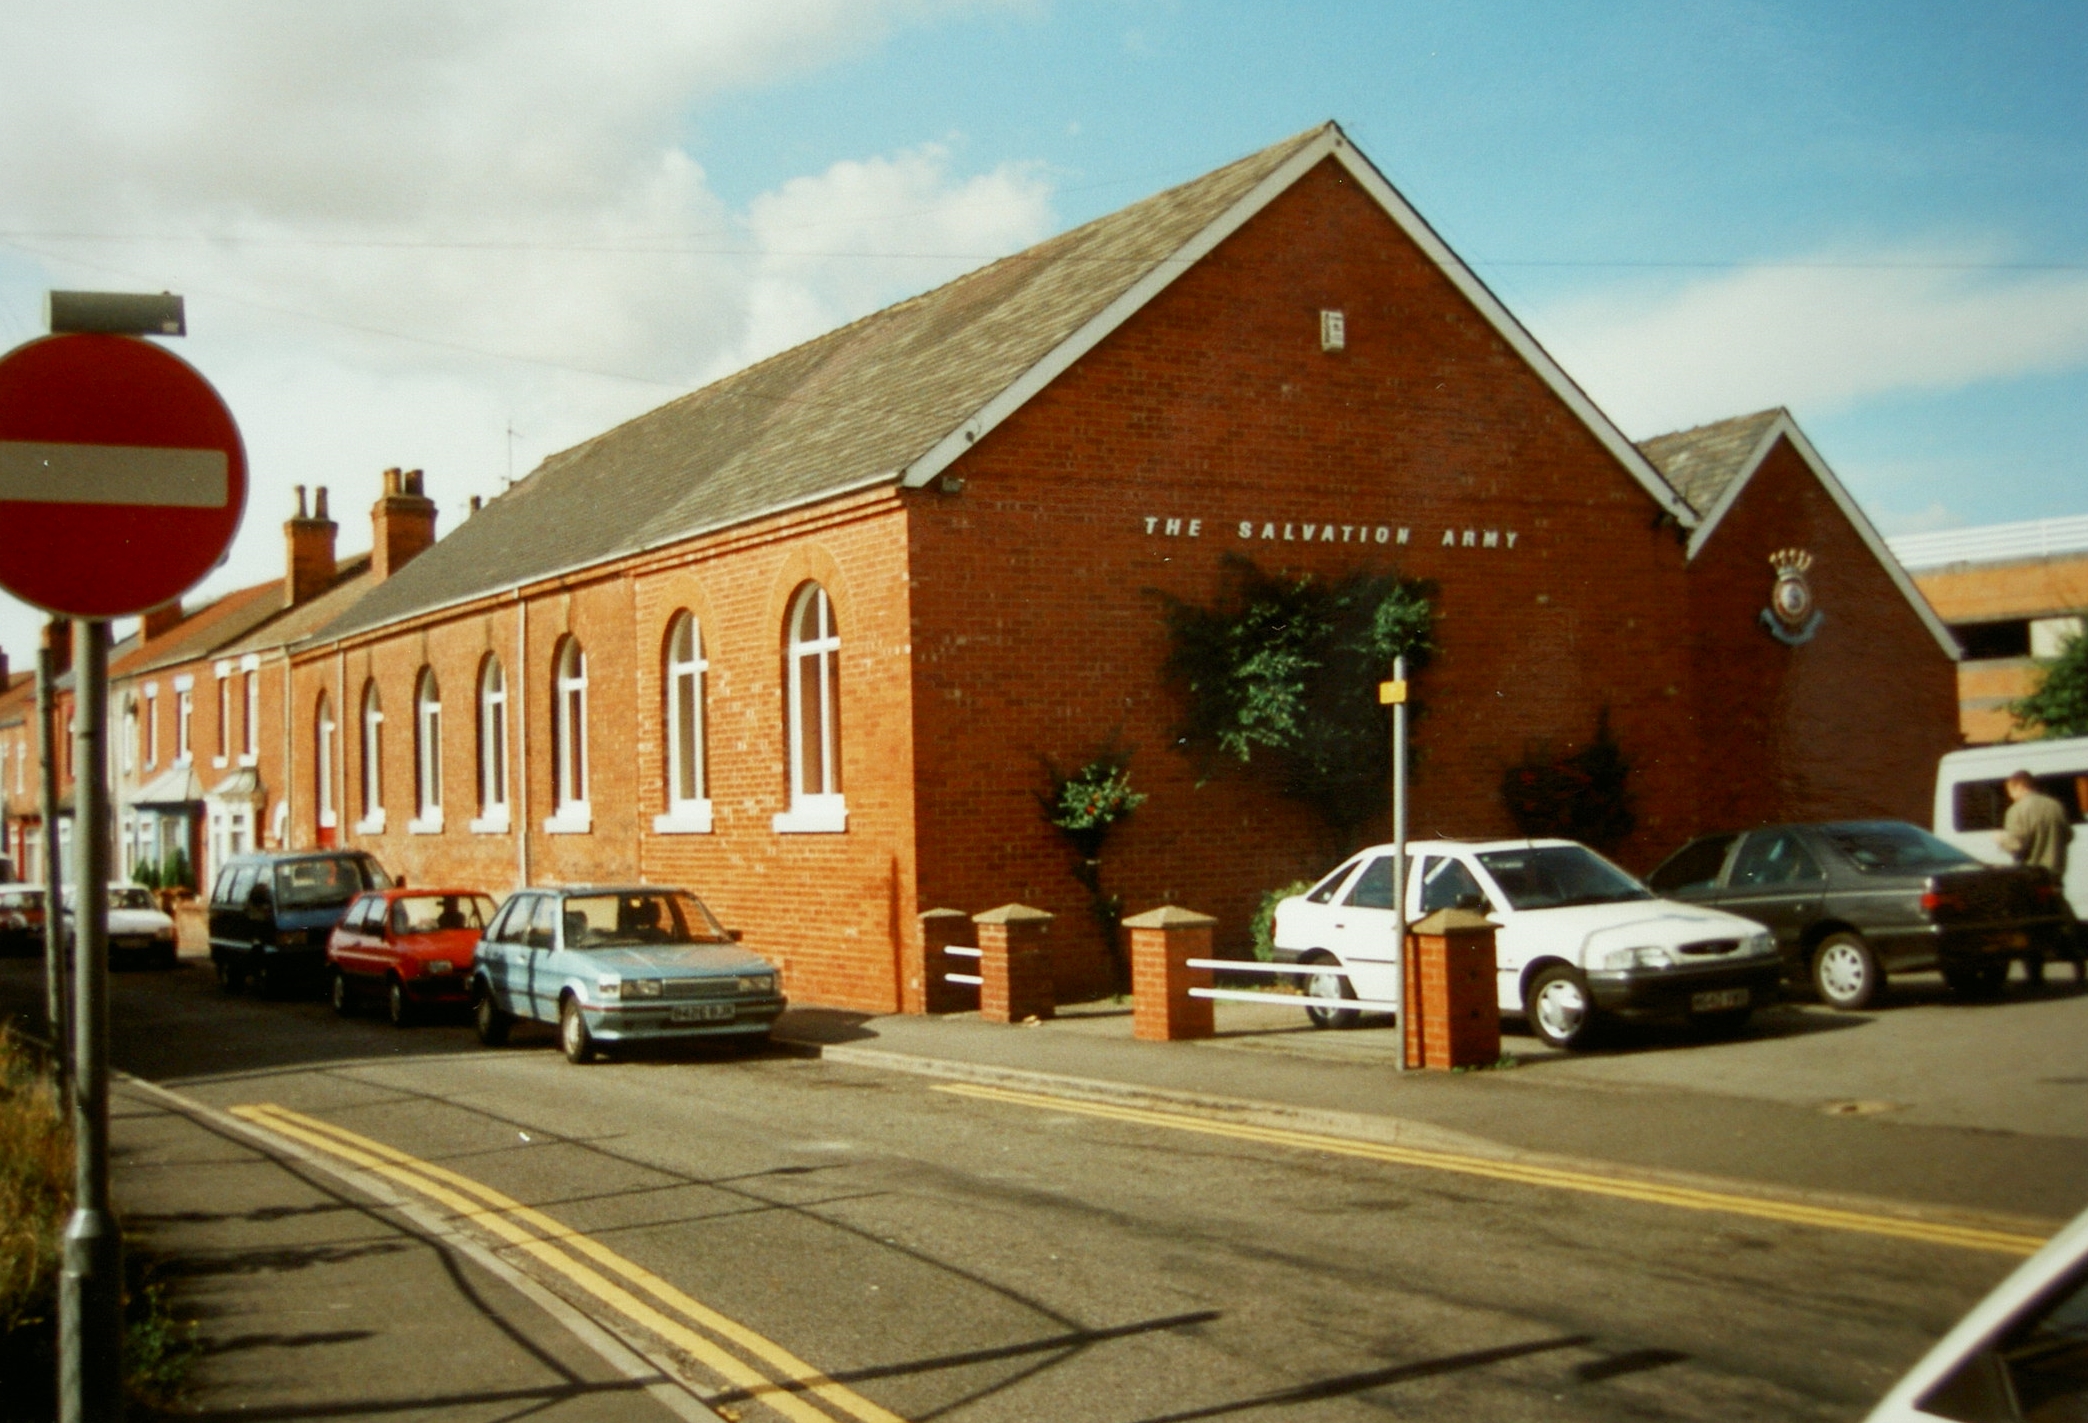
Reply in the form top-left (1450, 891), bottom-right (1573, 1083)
top-left (1685, 437), bottom-right (1959, 830)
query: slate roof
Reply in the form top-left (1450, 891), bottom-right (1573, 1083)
top-left (222, 556), bottom-right (374, 658)
top-left (111, 580), bottom-right (288, 680)
top-left (1636, 409), bottom-right (1784, 519)
top-left (313, 125), bottom-right (1334, 643)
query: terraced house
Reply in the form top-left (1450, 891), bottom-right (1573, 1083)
top-left (221, 122), bottom-right (1954, 1014)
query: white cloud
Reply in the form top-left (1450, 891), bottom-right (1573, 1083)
top-left (0, 2), bottom-right (1054, 660)
top-left (1526, 246), bottom-right (2088, 436)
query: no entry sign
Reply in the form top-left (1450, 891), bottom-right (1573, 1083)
top-left (0, 332), bottom-right (246, 619)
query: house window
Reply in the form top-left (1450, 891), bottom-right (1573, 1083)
top-left (215, 672), bottom-right (230, 766)
top-left (655, 612), bottom-right (711, 833)
top-left (546, 638), bottom-right (589, 832)
top-left (315, 694), bottom-right (336, 830)
top-left (241, 670), bottom-right (258, 762)
top-left (143, 689), bottom-right (158, 768)
top-left (411, 668), bottom-right (442, 832)
top-left (122, 697), bottom-right (137, 774)
top-left (473, 655), bottom-right (509, 832)
top-left (176, 688), bottom-right (192, 763)
top-left (358, 680), bottom-right (385, 833)
top-left (773, 582), bottom-right (845, 833)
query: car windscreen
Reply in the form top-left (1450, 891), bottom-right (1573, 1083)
top-left (108, 888), bottom-right (156, 911)
top-left (559, 892), bottom-right (731, 949)
top-left (389, 894), bottom-right (498, 935)
top-left (1476, 846), bottom-right (1654, 911)
top-left (274, 857), bottom-right (385, 909)
top-left (1821, 822), bottom-right (1979, 874)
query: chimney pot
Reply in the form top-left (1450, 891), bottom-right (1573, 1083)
top-left (141, 600), bottom-right (183, 641)
top-left (314, 486), bottom-right (329, 520)
top-left (370, 466), bottom-right (437, 583)
top-left (0, 648), bottom-right (9, 686)
top-left (284, 483), bottom-right (340, 608)
top-left (294, 484), bottom-right (308, 519)
top-left (469, 495), bottom-right (483, 514)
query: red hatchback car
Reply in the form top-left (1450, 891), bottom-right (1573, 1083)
top-left (327, 889), bottom-right (498, 1026)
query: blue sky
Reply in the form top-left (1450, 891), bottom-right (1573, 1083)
top-left (1, 0), bottom-right (2083, 656)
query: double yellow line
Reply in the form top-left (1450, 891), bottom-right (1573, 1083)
top-left (230, 1103), bottom-right (905, 1423)
top-left (932, 1082), bottom-right (2052, 1258)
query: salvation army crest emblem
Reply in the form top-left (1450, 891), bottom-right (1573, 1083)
top-left (1760, 547), bottom-right (1823, 646)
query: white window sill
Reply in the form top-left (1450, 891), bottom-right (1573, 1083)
top-left (407, 813), bottom-right (444, 836)
top-left (318, 812), bottom-right (338, 830)
top-left (543, 807), bottom-right (592, 835)
top-left (468, 811), bottom-right (511, 835)
top-left (239, 754), bottom-right (258, 767)
top-left (652, 801), bottom-right (714, 835)
top-left (772, 797), bottom-right (847, 834)
top-left (354, 811), bottom-right (386, 835)
top-left (212, 757), bottom-right (229, 769)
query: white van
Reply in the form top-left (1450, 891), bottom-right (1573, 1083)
top-left (1933, 736), bottom-right (2088, 918)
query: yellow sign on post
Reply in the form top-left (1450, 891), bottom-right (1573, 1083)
top-left (1378, 679), bottom-right (1408, 705)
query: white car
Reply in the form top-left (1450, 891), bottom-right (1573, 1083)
top-left (62, 884), bottom-right (180, 969)
top-left (1864, 1202), bottom-right (2088, 1420)
top-left (1271, 838), bottom-right (1782, 1049)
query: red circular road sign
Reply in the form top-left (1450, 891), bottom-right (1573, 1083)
top-left (0, 333), bottom-right (246, 619)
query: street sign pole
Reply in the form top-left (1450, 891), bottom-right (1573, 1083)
top-left (1390, 654), bottom-right (1410, 1074)
top-left (36, 637), bottom-right (70, 1107)
top-left (59, 618), bottom-right (120, 1423)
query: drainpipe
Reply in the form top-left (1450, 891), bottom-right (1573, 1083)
top-left (280, 654), bottom-right (292, 848)
top-left (515, 591), bottom-right (530, 889)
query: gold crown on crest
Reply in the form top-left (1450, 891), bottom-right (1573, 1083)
top-left (1768, 547), bottom-right (1813, 577)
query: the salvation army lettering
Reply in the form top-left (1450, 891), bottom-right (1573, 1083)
top-left (1140, 515), bottom-right (1519, 549)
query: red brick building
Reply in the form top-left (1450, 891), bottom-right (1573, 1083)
top-left (76, 121), bottom-right (1947, 1012)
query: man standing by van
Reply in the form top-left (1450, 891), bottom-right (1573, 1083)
top-left (2001, 771), bottom-right (2077, 982)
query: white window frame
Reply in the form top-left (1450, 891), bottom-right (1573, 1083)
top-left (356, 680), bottom-right (385, 835)
top-left (142, 684), bottom-right (158, 769)
top-left (544, 639), bottom-right (591, 834)
top-left (470, 655), bottom-right (510, 834)
top-left (773, 583), bottom-right (846, 834)
top-left (409, 667), bottom-right (443, 834)
top-left (174, 676), bottom-right (194, 765)
top-left (213, 661), bottom-right (231, 768)
top-left (239, 654), bottom-right (260, 765)
top-left (315, 693), bottom-right (336, 830)
top-left (121, 696), bottom-right (137, 775)
top-left (654, 612), bottom-right (712, 834)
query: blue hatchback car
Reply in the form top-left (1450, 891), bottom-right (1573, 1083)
top-left (470, 885), bottom-right (785, 1063)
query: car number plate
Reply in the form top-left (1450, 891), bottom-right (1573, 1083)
top-left (1691, 987), bottom-right (1749, 1012)
top-left (670, 1003), bottom-right (735, 1024)
top-left (1993, 931), bottom-right (2029, 951)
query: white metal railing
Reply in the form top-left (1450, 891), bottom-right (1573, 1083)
top-left (942, 944), bottom-right (982, 988)
top-left (1888, 514), bottom-right (2088, 571)
top-left (1183, 957), bottom-right (1402, 1014)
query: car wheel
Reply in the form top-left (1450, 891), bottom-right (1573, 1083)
top-left (1813, 933), bottom-right (1882, 1011)
top-left (1690, 1006), bottom-right (1754, 1038)
top-left (1527, 965), bottom-right (1598, 1050)
top-left (386, 977), bottom-right (414, 1028)
top-left (559, 995), bottom-right (595, 1065)
top-left (329, 968), bottom-right (354, 1016)
top-left (215, 954), bottom-right (246, 994)
top-left (1300, 953), bottom-right (1360, 1030)
top-left (472, 986), bottom-right (512, 1047)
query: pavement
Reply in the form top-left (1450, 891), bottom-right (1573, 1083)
top-left (16, 951), bottom-right (2088, 1418)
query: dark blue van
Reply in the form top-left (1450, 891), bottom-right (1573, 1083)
top-left (209, 850), bottom-right (391, 996)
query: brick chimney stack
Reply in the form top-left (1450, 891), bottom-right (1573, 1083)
top-left (141, 600), bottom-right (184, 641)
top-left (0, 648), bottom-right (9, 686)
top-left (41, 618), bottom-right (70, 678)
top-left (284, 483), bottom-right (339, 607)
top-left (370, 467), bottom-right (436, 582)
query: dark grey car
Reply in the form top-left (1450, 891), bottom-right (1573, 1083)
top-left (1647, 820), bottom-right (2071, 1009)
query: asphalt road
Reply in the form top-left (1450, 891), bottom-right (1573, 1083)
top-left (2, 955), bottom-right (2065, 1421)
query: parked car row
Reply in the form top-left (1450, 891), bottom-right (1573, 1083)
top-left (1274, 819), bottom-right (2076, 1051)
top-left (204, 850), bottom-right (787, 1064)
top-left (0, 881), bottom-right (181, 967)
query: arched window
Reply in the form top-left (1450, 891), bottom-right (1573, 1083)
top-left (774, 583), bottom-right (845, 833)
top-left (656, 613), bottom-right (710, 833)
top-left (547, 638), bottom-right (589, 830)
top-left (358, 680), bottom-right (384, 832)
top-left (412, 668), bottom-right (442, 830)
top-left (315, 693), bottom-right (336, 833)
top-left (121, 697), bottom-right (137, 775)
top-left (474, 655), bottom-right (508, 830)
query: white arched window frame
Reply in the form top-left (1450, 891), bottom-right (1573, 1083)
top-left (213, 666), bottom-right (231, 767)
top-left (121, 697), bottom-right (137, 775)
top-left (356, 680), bottom-right (385, 834)
top-left (240, 661), bottom-right (259, 765)
top-left (545, 638), bottom-right (590, 833)
top-left (142, 685), bottom-right (158, 769)
top-left (470, 655), bottom-right (510, 834)
top-left (410, 668), bottom-right (443, 833)
top-left (773, 583), bottom-right (846, 834)
top-left (315, 693), bottom-right (336, 832)
top-left (654, 613), bottom-right (712, 834)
